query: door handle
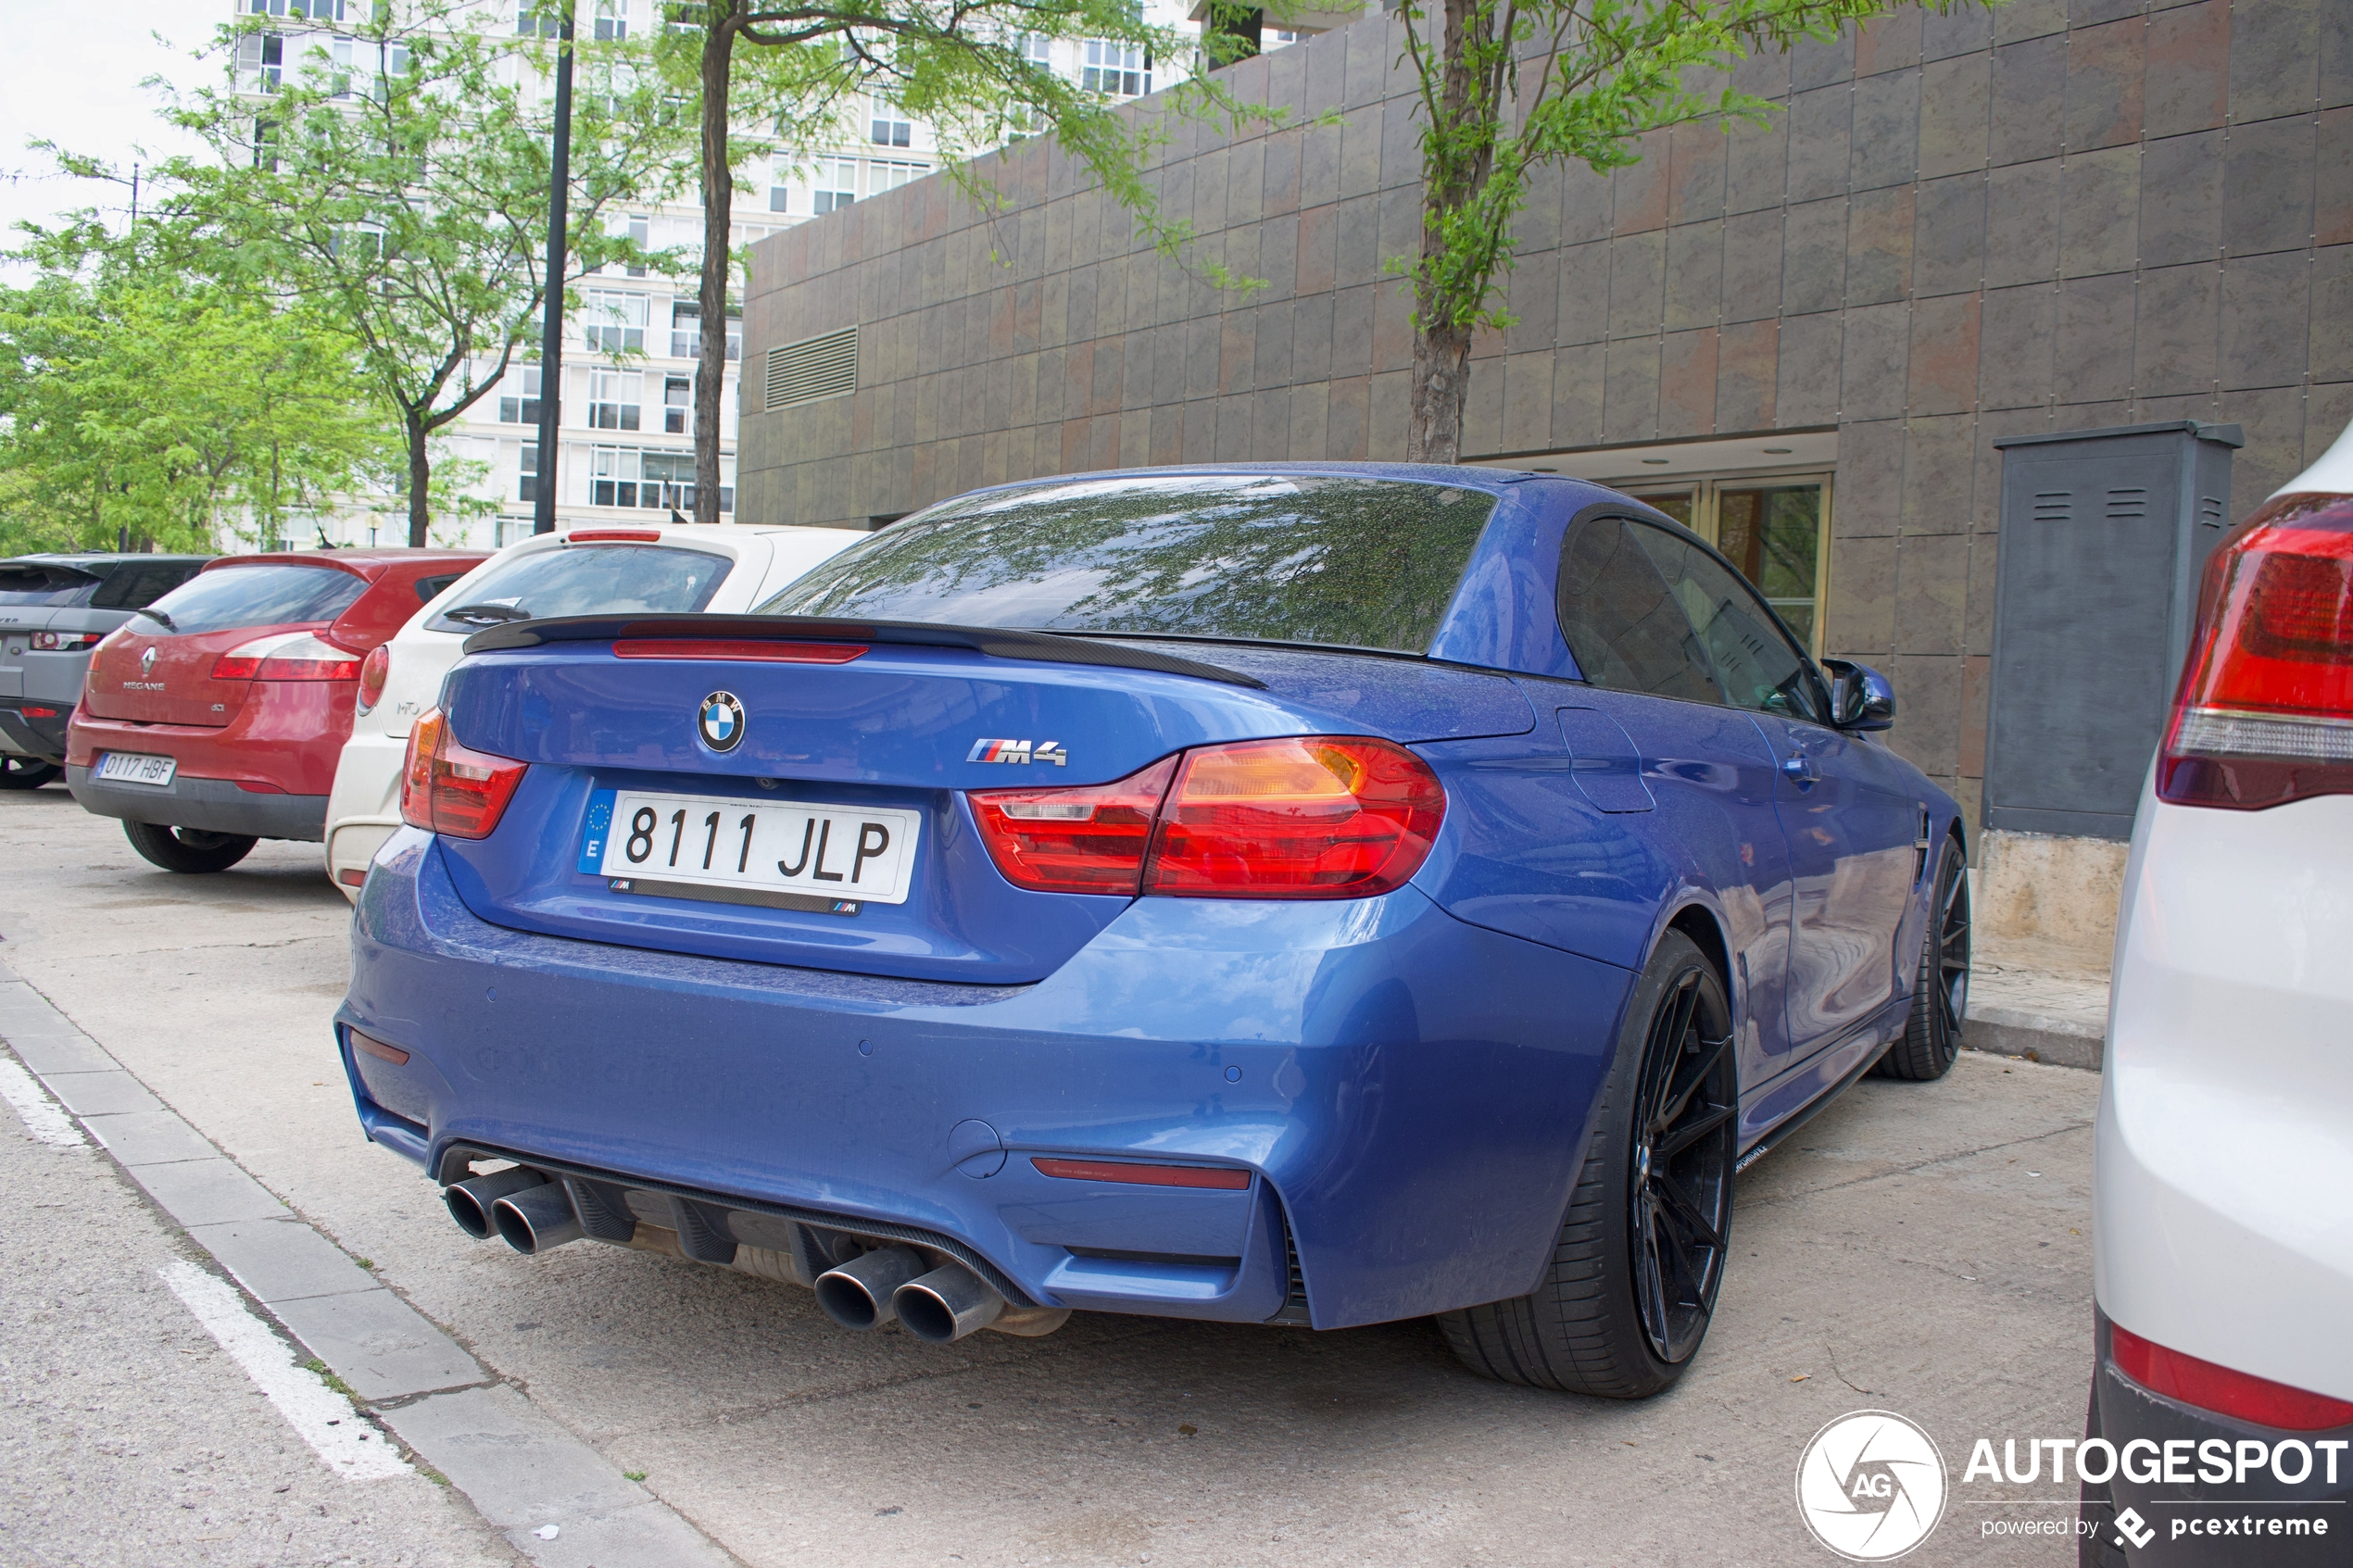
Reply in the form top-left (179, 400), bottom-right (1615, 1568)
top-left (1780, 754), bottom-right (1817, 786)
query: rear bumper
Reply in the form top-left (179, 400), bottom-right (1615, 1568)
top-left (2084, 1311), bottom-right (2351, 1565)
top-left (343, 827), bottom-right (1633, 1329)
top-left (0, 701), bottom-right (69, 763)
top-left (67, 765), bottom-right (328, 841)
top-left (325, 729), bottom-right (408, 898)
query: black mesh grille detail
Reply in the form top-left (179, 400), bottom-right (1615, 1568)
top-left (1264, 1205), bottom-right (1312, 1326)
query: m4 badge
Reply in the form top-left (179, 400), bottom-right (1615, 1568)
top-left (967, 738), bottom-right (1067, 766)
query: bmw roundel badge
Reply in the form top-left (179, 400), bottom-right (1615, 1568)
top-left (697, 690), bottom-right (746, 753)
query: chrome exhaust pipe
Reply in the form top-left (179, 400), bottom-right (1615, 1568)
top-left (812, 1246), bottom-right (928, 1330)
top-left (892, 1262), bottom-right (1005, 1344)
top-left (444, 1168), bottom-right (548, 1240)
top-left (490, 1180), bottom-right (584, 1255)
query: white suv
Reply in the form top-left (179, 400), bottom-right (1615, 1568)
top-left (2082, 421), bottom-right (2353, 1562)
top-left (323, 523), bottom-right (858, 896)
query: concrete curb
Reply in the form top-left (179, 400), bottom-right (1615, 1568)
top-left (0, 969), bottom-right (738, 1568)
top-left (1966, 1004), bottom-right (2105, 1072)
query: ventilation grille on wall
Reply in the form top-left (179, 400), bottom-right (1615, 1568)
top-left (764, 326), bottom-right (857, 410)
top-left (2104, 487), bottom-right (2150, 521)
top-left (2032, 490), bottom-right (2072, 523)
top-left (2198, 495), bottom-right (2227, 528)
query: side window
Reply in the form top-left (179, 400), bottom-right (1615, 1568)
top-left (1556, 514), bottom-right (1725, 705)
top-left (1626, 521), bottom-right (1826, 722)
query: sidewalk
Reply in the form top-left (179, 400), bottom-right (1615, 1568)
top-left (1966, 942), bottom-right (2111, 1072)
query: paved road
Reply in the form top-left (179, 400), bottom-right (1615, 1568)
top-left (0, 785), bottom-right (2103, 1566)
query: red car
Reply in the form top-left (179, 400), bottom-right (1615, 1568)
top-left (67, 549), bottom-right (485, 872)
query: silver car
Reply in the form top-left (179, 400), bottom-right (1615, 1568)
top-left (0, 554), bottom-right (209, 788)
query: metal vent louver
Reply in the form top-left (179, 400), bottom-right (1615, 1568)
top-left (764, 326), bottom-right (857, 410)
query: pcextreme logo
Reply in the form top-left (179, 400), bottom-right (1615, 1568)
top-left (1796, 1411), bottom-right (1950, 1561)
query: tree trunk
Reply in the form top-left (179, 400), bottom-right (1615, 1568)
top-left (693, 10), bottom-right (738, 525)
top-left (1406, 322), bottom-right (1472, 465)
top-left (405, 408), bottom-right (431, 546)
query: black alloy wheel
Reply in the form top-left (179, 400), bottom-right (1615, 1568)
top-left (1437, 930), bottom-right (1738, 1398)
top-left (1876, 836), bottom-right (1970, 1081)
top-left (0, 756), bottom-right (61, 790)
top-left (123, 820), bottom-right (259, 874)
top-left (1628, 966), bottom-right (1739, 1366)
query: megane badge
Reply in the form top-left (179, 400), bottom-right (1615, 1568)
top-left (141, 647), bottom-right (157, 676)
top-left (698, 691), bottom-right (746, 753)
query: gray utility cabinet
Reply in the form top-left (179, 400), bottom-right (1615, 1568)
top-left (1985, 421), bottom-right (2243, 841)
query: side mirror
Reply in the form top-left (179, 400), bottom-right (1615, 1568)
top-left (1822, 659), bottom-right (1896, 731)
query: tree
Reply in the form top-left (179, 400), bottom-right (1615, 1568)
top-left (1390, 0), bottom-right (1989, 463)
top-left (0, 224), bottom-right (393, 556)
top-left (158, 1), bottom-right (692, 545)
top-left (662, 1), bottom-right (1281, 522)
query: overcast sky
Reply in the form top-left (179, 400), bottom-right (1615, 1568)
top-left (1, 0), bottom-right (214, 275)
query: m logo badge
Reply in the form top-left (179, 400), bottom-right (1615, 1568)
top-left (967, 738), bottom-right (1067, 766)
top-left (698, 691), bottom-right (746, 753)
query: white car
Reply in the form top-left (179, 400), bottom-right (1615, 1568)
top-left (323, 523), bottom-right (860, 897)
top-left (2083, 421), bottom-right (2353, 1562)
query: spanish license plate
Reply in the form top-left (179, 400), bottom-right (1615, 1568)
top-left (95, 751), bottom-right (177, 787)
top-left (581, 788), bottom-right (922, 911)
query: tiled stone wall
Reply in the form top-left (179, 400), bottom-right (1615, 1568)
top-left (742, 0), bottom-right (2353, 835)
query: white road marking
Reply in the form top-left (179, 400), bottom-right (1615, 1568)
top-left (0, 1056), bottom-right (84, 1147)
top-left (159, 1260), bottom-right (410, 1481)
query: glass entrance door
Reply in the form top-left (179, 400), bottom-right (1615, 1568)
top-left (1621, 476), bottom-right (1831, 654)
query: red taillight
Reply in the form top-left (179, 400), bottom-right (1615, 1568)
top-left (2111, 1323), bottom-right (2353, 1431)
top-left (398, 708), bottom-right (527, 839)
top-left (357, 644), bottom-right (390, 710)
top-left (21, 705), bottom-right (59, 719)
top-left (2159, 495), bottom-right (2353, 809)
top-left (212, 631), bottom-right (360, 683)
top-left (967, 736), bottom-right (1447, 900)
top-left (1144, 736), bottom-right (1445, 898)
top-left (612, 639), bottom-right (869, 664)
top-left (564, 529), bottom-right (661, 543)
top-left (971, 756), bottom-right (1177, 894)
top-left (1031, 1157), bottom-right (1252, 1190)
top-left (31, 631), bottom-right (103, 651)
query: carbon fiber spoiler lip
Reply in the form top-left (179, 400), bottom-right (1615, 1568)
top-left (458, 612), bottom-right (1269, 690)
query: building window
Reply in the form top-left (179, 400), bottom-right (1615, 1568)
top-left (1018, 32), bottom-right (1053, 67)
top-left (594, 0), bottom-right (627, 40)
top-left (670, 302), bottom-right (740, 360)
top-left (768, 155), bottom-right (791, 212)
top-left (663, 374), bottom-right (690, 434)
top-left (248, 0), bottom-right (344, 18)
top-left (593, 447), bottom-right (731, 513)
top-left (589, 370), bottom-right (640, 431)
top-left (1618, 476), bottom-right (1831, 654)
top-left (811, 157), bottom-right (857, 214)
top-left (496, 516), bottom-right (535, 546)
top-left (1082, 41), bottom-right (1150, 96)
top-left (237, 31), bottom-right (283, 94)
top-left (865, 158), bottom-right (927, 198)
top-left (582, 289), bottom-right (647, 353)
top-left (869, 98), bottom-right (912, 148)
top-left (516, 5), bottom-right (560, 37)
top-left (251, 118), bottom-right (279, 170)
top-left (497, 367), bottom-right (542, 425)
top-left (519, 443), bottom-right (539, 504)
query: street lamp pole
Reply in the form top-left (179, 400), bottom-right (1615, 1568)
top-left (532, 3), bottom-right (575, 535)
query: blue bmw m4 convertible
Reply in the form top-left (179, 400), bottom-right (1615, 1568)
top-left (342, 464), bottom-right (1970, 1398)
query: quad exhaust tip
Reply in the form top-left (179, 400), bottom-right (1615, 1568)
top-left (813, 1246), bottom-right (929, 1330)
top-left (444, 1167), bottom-right (548, 1240)
top-left (892, 1262), bottom-right (1004, 1344)
top-left (491, 1181), bottom-right (585, 1255)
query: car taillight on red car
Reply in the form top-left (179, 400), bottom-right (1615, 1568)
top-left (398, 708), bottom-right (528, 839)
top-left (357, 644), bottom-right (390, 711)
top-left (969, 736), bottom-right (1445, 899)
top-left (211, 631), bottom-right (361, 682)
top-left (2158, 494), bottom-right (2353, 809)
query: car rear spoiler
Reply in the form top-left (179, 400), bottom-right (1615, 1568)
top-left (458, 613), bottom-right (1269, 689)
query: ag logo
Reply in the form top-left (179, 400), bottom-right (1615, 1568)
top-left (1795, 1411), bottom-right (1948, 1561)
top-left (697, 690), bottom-right (746, 753)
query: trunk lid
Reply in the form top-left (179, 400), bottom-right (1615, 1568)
top-left (434, 618), bottom-right (1534, 984)
top-left (82, 623), bottom-right (277, 727)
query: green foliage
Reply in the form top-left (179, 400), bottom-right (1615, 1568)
top-left (155, 0), bottom-right (695, 544)
top-left (0, 226), bottom-right (393, 557)
top-left (1388, 0), bottom-right (1995, 459)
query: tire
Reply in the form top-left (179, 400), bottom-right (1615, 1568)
top-left (1874, 834), bottom-right (1970, 1081)
top-left (123, 820), bottom-right (259, 874)
top-left (0, 756), bottom-right (61, 790)
top-left (1438, 930), bottom-right (1739, 1398)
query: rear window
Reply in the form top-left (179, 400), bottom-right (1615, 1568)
top-left (146, 564), bottom-right (369, 634)
top-left (758, 474), bottom-right (1500, 654)
top-left (0, 565), bottom-right (102, 608)
top-left (425, 544), bottom-right (730, 632)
